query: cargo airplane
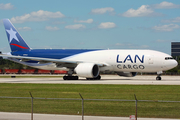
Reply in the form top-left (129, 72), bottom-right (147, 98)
top-left (0, 19), bottom-right (178, 80)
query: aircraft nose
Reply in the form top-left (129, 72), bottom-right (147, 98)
top-left (169, 60), bottom-right (178, 69)
top-left (173, 60), bottom-right (178, 68)
top-left (165, 59), bottom-right (178, 70)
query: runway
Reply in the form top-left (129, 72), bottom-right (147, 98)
top-left (0, 75), bottom-right (179, 85)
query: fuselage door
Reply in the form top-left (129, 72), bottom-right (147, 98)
top-left (148, 56), bottom-right (153, 64)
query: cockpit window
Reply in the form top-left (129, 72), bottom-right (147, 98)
top-left (165, 57), bottom-right (174, 60)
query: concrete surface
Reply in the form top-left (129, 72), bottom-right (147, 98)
top-left (0, 112), bottom-right (178, 120)
top-left (0, 75), bottom-right (179, 85)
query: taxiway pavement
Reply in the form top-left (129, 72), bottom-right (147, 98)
top-left (0, 75), bottom-right (179, 85)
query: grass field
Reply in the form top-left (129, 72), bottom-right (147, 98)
top-left (0, 83), bottom-right (180, 118)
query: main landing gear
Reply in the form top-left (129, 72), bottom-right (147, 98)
top-left (86, 75), bottom-right (101, 80)
top-left (63, 75), bottom-right (101, 80)
top-left (63, 70), bottom-right (79, 80)
top-left (63, 70), bottom-right (101, 80)
top-left (63, 76), bottom-right (78, 80)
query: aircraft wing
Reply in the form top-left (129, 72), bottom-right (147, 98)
top-left (0, 54), bottom-right (107, 67)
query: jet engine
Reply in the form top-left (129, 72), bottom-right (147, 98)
top-left (74, 63), bottom-right (99, 78)
top-left (116, 72), bottom-right (137, 77)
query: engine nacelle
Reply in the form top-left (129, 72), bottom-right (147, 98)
top-left (116, 72), bottom-right (137, 77)
top-left (74, 63), bottom-right (99, 78)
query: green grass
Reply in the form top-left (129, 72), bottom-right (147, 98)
top-left (0, 83), bottom-right (180, 118)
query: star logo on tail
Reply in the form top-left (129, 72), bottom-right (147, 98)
top-left (6, 28), bottom-right (19, 43)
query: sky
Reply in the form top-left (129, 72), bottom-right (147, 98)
top-left (0, 0), bottom-right (180, 54)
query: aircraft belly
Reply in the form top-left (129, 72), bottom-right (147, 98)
top-left (27, 63), bottom-right (69, 71)
top-left (32, 65), bottom-right (69, 71)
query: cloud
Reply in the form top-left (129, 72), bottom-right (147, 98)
top-left (120, 1), bottom-right (179, 17)
top-left (152, 1), bottom-right (180, 9)
top-left (162, 17), bottom-right (180, 23)
top-left (45, 26), bottom-right (59, 31)
top-left (115, 43), bottom-right (124, 46)
top-left (91, 7), bottom-right (114, 14)
top-left (10, 10), bottom-right (65, 23)
top-left (152, 24), bottom-right (180, 31)
top-left (0, 3), bottom-right (14, 10)
top-left (74, 19), bottom-right (93, 23)
top-left (121, 5), bottom-right (161, 17)
top-left (17, 27), bottom-right (31, 31)
top-left (51, 21), bottom-right (66, 25)
top-left (115, 43), bottom-right (149, 49)
top-left (170, 17), bottom-right (180, 22)
top-left (65, 24), bottom-right (86, 29)
top-left (98, 22), bottom-right (116, 29)
top-left (155, 39), bottom-right (172, 43)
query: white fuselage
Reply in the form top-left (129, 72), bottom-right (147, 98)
top-left (10, 49), bottom-right (177, 73)
top-left (62, 49), bottom-right (177, 73)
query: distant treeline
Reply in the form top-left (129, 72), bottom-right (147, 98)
top-left (0, 59), bottom-right (67, 74)
top-left (0, 59), bottom-right (33, 69)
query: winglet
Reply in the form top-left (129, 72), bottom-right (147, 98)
top-left (3, 19), bottom-right (30, 52)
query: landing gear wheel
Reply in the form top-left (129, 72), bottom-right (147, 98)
top-left (86, 75), bottom-right (101, 80)
top-left (156, 77), bottom-right (161, 80)
top-left (97, 75), bottom-right (101, 80)
top-left (63, 76), bottom-right (67, 80)
top-left (63, 76), bottom-right (79, 80)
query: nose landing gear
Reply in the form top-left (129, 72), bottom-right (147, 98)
top-left (156, 71), bottom-right (162, 80)
top-left (156, 75), bottom-right (161, 80)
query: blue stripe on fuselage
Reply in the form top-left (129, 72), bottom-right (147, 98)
top-left (11, 49), bottom-right (100, 59)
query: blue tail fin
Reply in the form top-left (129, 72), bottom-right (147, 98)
top-left (3, 19), bottom-right (30, 52)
